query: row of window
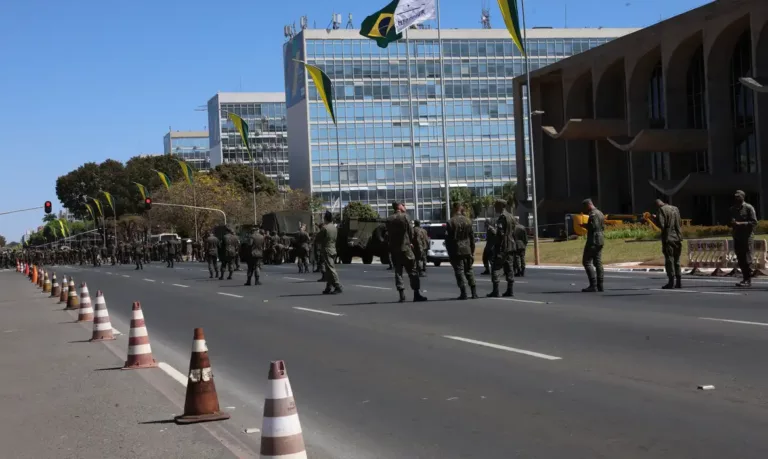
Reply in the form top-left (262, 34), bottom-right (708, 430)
top-left (310, 120), bottom-right (516, 142)
top-left (309, 79), bottom-right (519, 102)
top-left (218, 103), bottom-right (285, 119)
top-left (171, 138), bottom-right (209, 149)
top-left (309, 100), bottom-right (516, 121)
top-left (311, 163), bottom-right (515, 185)
top-left (309, 141), bottom-right (515, 160)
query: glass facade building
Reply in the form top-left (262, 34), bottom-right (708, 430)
top-left (284, 28), bottom-right (634, 220)
top-left (163, 131), bottom-right (210, 171)
top-left (208, 92), bottom-right (289, 186)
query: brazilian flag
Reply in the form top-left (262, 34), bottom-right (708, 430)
top-left (360, 0), bottom-right (403, 49)
top-left (498, 0), bottom-right (525, 55)
top-left (177, 159), bottom-right (195, 185)
top-left (153, 169), bottom-right (172, 190)
top-left (298, 60), bottom-right (337, 124)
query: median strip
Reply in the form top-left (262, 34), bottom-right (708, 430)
top-left (443, 335), bottom-right (562, 360)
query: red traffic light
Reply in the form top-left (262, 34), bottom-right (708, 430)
top-left (44, 201), bottom-right (52, 214)
top-left (144, 197), bottom-right (152, 210)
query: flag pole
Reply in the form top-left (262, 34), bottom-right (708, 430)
top-left (436, 0), bottom-right (450, 220)
top-left (193, 181), bottom-right (199, 242)
top-left (520, 0), bottom-right (540, 265)
top-left (336, 121), bottom-right (343, 221)
top-left (405, 28), bottom-right (419, 220)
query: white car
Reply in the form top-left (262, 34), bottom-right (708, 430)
top-left (424, 223), bottom-right (449, 267)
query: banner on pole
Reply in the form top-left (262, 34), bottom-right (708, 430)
top-left (394, 0), bottom-right (436, 34)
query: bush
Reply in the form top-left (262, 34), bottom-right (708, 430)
top-left (603, 223), bottom-right (658, 240)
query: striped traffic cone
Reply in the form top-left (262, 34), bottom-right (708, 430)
top-left (175, 328), bottom-right (230, 424)
top-left (50, 274), bottom-right (60, 298)
top-left (260, 360), bottom-right (307, 459)
top-left (77, 283), bottom-right (93, 322)
top-left (39, 270), bottom-right (45, 289)
top-left (89, 291), bottom-right (115, 341)
top-left (43, 272), bottom-right (51, 293)
top-left (58, 277), bottom-right (69, 304)
top-left (36, 269), bottom-right (43, 288)
top-left (65, 278), bottom-right (79, 310)
top-left (123, 302), bottom-right (157, 369)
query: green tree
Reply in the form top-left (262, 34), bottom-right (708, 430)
top-left (211, 163), bottom-right (277, 195)
top-left (501, 181), bottom-right (518, 212)
top-left (42, 214), bottom-right (57, 223)
top-left (449, 187), bottom-right (476, 218)
top-left (0, 234), bottom-right (6, 247)
top-left (342, 201), bottom-right (379, 224)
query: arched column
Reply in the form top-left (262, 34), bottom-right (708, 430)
top-left (593, 59), bottom-right (627, 213)
top-left (562, 70), bottom-right (594, 201)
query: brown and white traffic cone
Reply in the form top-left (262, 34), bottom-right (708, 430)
top-left (77, 283), bottom-right (93, 322)
top-left (59, 277), bottom-right (69, 304)
top-left (123, 302), bottom-right (157, 369)
top-left (43, 272), bottom-right (51, 293)
top-left (90, 291), bottom-right (115, 341)
top-left (36, 269), bottom-right (43, 288)
top-left (260, 360), bottom-right (307, 459)
top-left (65, 278), bottom-right (79, 310)
top-left (50, 274), bottom-right (60, 298)
top-left (40, 270), bottom-right (46, 289)
top-left (175, 328), bottom-right (230, 424)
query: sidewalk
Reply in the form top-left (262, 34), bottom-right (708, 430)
top-left (0, 272), bottom-right (237, 459)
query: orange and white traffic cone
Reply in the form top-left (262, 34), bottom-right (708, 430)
top-left (90, 292), bottom-right (115, 341)
top-left (42, 271), bottom-right (51, 293)
top-left (59, 277), bottom-right (69, 304)
top-left (50, 274), bottom-right (60, 298)
top-left (77, 283), bottom-right (93, 322)
top-left (65, 278), bottom-right (79, 310)
top-left (175, 328), bottom-right (230, 424)
top-left (36, 269), bottom-right (42, 288)
top-left (123, 302), bottom-right (157, 369)
top-left (260, 360), bottom-right (307, 459)
top-left (39, 270), bottom-right (45, 289)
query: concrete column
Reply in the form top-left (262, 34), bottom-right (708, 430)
top-left (562, 69), bottom-right (595, 201)
top-left (538, 78), bottom-right (566, 202)
top-left (752, 12), bottom-right (768, 217)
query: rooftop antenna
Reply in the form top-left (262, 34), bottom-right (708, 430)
top-left (283, 24), bottom-right (295, 40)
top-left (329, 12), bottom-right (342, 31)
top-left (300, 16), bottom-right (308, 30)
top-left (346, 13), bottom-right (354, 29)
top-left (481, 8), bottom-right (491, 29)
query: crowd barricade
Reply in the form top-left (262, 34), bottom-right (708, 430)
top-left (751, 239), bottom-right (767, 277)
top-left (687, 239), bottom-right (729, 276)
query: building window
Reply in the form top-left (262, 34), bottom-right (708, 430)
top-left (730, 31), bottom-right (756, 174)
top-left (686, 45), bottom-right (708, 173)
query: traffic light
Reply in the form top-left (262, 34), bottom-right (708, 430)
top-left (44, 201), bottom-right (52, 214)
top-left (144, 197), bottom-right (152, 210)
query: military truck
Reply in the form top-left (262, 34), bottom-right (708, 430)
top-left (261, 210), bottom-right (313, 235)
top-left (337, 217), bottom-right (390, 265)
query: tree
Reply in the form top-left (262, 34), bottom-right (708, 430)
top-left (211, 163), bottom-right (277, 195)
top-left (473, 195), bottom-right (495, 219)
top-left (42, 214), bottom-right (57, 223)
top-left (501, 181), bottom-right (518, 212)
top-left (0, 235), bottom-right (6, 247)
top-left (449, 187), bottom-right (476, 218)
top-left (342, 202), bottom-right (379, 223)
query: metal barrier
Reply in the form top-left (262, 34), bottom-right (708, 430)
top-left (688, 238), bottom-right (767, 276)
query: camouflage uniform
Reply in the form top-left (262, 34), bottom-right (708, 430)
top-left (446, 211), bottom-right (477, 299)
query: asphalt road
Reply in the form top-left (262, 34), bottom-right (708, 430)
top-left (50, 260), bottom-right (768, 458)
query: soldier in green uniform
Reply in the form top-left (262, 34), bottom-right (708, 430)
top-left (295, 224), bottom-right (311, 273)
top-left (204, 231), bottom-right (219, 278)
top-left (413, 221), bottom-right (429, 277)
top-left (244, 228), bottom-right (265, 286)
top-left (488, 199), bottom-right (516, 297)
top-left (133, 239), bottom-right (144, 270)
top-left (730, 190), bottom-right (758, 288)
top-left (653, 198), bottom-right (682, 289)
top-left (316, 211), bottom-right (342, 294)
top-left (446, 203), bottom-right (478, 300)
top-left (513, 217), bottom-right (528, 277)
top-left (386, 202), bottom-right (427, 303)
top-left (165, 240), bottom-right (176, 268)
top-left (580, 198), bottom-right (605, 292)
top-left (481, 219), bottom-right (496, 275)
top-left (219, 227), bottom-right (239, 280)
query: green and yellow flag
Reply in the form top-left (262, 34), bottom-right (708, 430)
top-left (360, 0), bottom-right (402, 48)
top-left (153, 169), bottom-right (172, 190)
top-left (296, 60), bottom-right (337, 124)
top-left (84, 203), bottom-right (95, 220)
top-left (134, 182), bottom-right (149, 200)
top-left (177, 159), bottom-right (195, 185)
top-left (102, 191), bottom-right (116, 215)
top-left (227, 113), bottom-right (251, 159)
top-left (92, 198), bottom-right (103, 217)
top-left (58, 219), bottom-right (68, 237)
top-left (498, 0), bottom-right (525, 55)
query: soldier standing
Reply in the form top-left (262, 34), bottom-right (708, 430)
top-left (580, 198), bottom-right (605, 292)
top-left (244, 228), bottom-right (266, 286)
top-left (481, 219), bottom-right (496, 275)
top-left (295, 224), bottom-right (311, 273)
top-left (413, 220), bottom-right (429, 277)
top-left (513, 217), bottom-right (528, 277)
top-left (730, 190), bottom-right (758, 288)
top-left (386, 202), bottom-right (427, 303)
top-left (133, 239), bottom-right (144, 270)
top-left (654, 198), bottom-right (683, 289)
top-left (166, 240), bottom-right (176, 268)
top-left (91, 244), bottom-right (100, 267)
top-left (316, 212), bottom-right (342, 294)
top-left (220, 228), bottom-right (239, 280)
top-left (446, 203), bottom-right (478, 300)
top-left (488, 199), bottom-right (516, 297)
top-left (204, 230), bottom-right (219, 279)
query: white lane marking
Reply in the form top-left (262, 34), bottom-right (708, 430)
top-left (476, 279), bottom-right (529, 284)
top-left (443, 335), bottom-right (562, 361)
top-left (172, 284), bottom-right (189, 288)
top-left (158, 362), bottom-right (188, 387)
top-left (218, 292), bottom-right (243, 298)
top-left (293, 307), bottom-right (343, 317)
top-left (490, 297), bottom-right (546, 305)
top-left (121, 274), bottom-right (130, 278)
top-left (699, 317), bottom-right (768, 327)
top-left (283, 277), bottom-right (307, 281)
top-left (354, 284), bottom-right (392, 290)
top-left (650, 288), bottom-right (740, 296)
top-left (143, 278), bottom-right (155, 282)
top-left (105, 272), bottom-right (113, 275)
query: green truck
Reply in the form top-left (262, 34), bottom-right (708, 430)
top-left (336, 217), bottom-right (390, 265)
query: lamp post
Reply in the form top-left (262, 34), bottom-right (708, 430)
top-left (528, 110), bottom-right (545, 266)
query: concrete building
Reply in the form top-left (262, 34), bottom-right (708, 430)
top-left (284, 27), bottom-right (636, 220)
top-left (163, 131), bottom-right (210, 171)
top-left (514, 0), bottom-right (767, 229)
top-left (207, 92), bottom-right (289, 186)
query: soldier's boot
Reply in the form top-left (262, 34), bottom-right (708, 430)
top-left (581, 280), bottom-right (597, 293)
top-left (255, 279), bottom-right (262, 286)
top-left (209, 273), bottom-right (214, 279)
top-left (480, 270), bottom-right (490, 275)
top-left (414, 290), bottom-right (428, 302)
top-left (227, 273), bottom-right (233, 280)
top-left (457, 288), bottom-right (468, 300)
top-left (502, 286), bottom-right (514, 297)
top-left (322, 286), bottom-right (333, 294)
top-left (398, 289), bottom-right (406, 303)
top-left (674, 276), bottom-right (682, 289)
top-left (244, 277), bottom-right (252, 286)
top-left (486, 285), bottom-right (500, 298)
top-left (470, 286), bottom-right (479, 299)
top-left (596, 280), bottom-right (604, 293)
top-left (661, 277), bottom-right (675, 290)
top-left (332, 285), bottom-right (343, 294)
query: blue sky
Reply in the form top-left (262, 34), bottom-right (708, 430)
top-left (0, 0), bottom-right (708, 242)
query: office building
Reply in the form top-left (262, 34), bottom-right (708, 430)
top-left (284, 27), bottom-right (636, 221)
top-left (163, 131), bottom-right (210, 171)
top-left (208, 92), bottom-right (289, 186)
top-left (515, 0), bottom-right (767, 228)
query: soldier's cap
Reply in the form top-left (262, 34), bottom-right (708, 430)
top-left (582, 198), bottom-right (593, 206)
top-left (494, 199), bottom-right (507, 207)
top-left (391, 201), bottom-right (401, 209)
top-left (734, 190), bottom-right (746, 198)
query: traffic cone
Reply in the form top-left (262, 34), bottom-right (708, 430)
top-left (59, 277), bottom-right (69, 304)
top-left (174, 328), bottom-right (230, 424)
top-left (50, 274), bottom-right (60, 298)
top-left (259, 360), bottom-right (307, 459)
top-left (89, 291), bottom-right (115, 341)
top-left (39, 270), bottom-right (45, 289)
top-left (123, 302), bottom-right (157, 369)
top-left (77, 283), bottom-right (93, 322)
top-left (31, 266), bottom-right (37, 284)
top-left (65, 279), bottom-right (79, 310)
top-left (43, 272), bottom-right (51, 293)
